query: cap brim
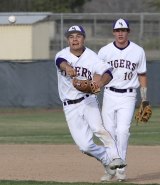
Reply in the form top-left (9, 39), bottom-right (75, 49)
top-left (65, 31), bottom-right (85, 37)
top-left (113, 28), bottom-right (130, 31)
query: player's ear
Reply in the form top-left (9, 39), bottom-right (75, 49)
top-left (66, 38), bottom-right (70, 45)
top-left (112, 30), bottom-right (116, 36)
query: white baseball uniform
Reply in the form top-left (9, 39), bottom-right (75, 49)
top-left (55, 46), bottom-right (121, 166)
top-left (98, 41), bottom-right (147, 161)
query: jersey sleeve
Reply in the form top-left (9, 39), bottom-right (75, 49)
top-left (97, 47), bottom-right (113, 75)
top-left (137, 48), bottom-right (147, 74)
top-left (98, 47), bottom-right (106, 62)
top-left (94, 57), bottom-right (112, 76)
top-left (55, 57), bottom-right (67, 68)
top-left (55, 48), bottom-right (68, 69)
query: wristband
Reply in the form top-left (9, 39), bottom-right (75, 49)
top-left (140, 87), bottom-right (147, 101)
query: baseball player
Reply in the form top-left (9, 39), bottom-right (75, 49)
top-left (98, 18), bottom-right (148, 182)
top-left (55, 25), bottom-right (126, 177)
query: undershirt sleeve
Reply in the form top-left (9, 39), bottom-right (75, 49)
top-left (56, 57), bottom-right (67, 68)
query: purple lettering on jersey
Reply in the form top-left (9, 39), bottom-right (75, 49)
top-left (109, 59), bottom-right (136, 71)
top-left (75, 66), bottom-right (81, 76)
top-left (126, 60), bottom-right (131, 69)
top-left (88, 71), bottom-right (92, 80)
top-left (120, 59), bottom-right (125, 68)
top-left (75, 66), bottom-right (92, 80)
top-left (81, 68), bottom-right (88, 77)
top-left (114, 60), bottom-right (119, 68)
top-left (132, 63), bottom-right (137, 71)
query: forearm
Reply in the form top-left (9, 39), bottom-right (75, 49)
top-left (99, 70), bottom-right (113, 88)
top-left (98, 73), bottom-right (112, 88)
top-left (59, 61), bottom-right (71, 71)
top-left (138, 73), bottom-right (148, 101)
top-left (59, 61), bottom-right (76, 77)
top-left (93, 72), bottom-right (112, 89)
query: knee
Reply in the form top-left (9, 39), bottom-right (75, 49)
top-left (92, 126), bottom-right (107, 135)
top-left (102, 126), bottom-right (116, 139)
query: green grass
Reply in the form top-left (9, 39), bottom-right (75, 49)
top-left (0, 107), bottom-right (159, 185)
top-left (0, 108), bottom-right (72, 144)
top-left (130, 107), bottom-right (160, 145)
top-left (0, 180), bottom-right (158, 185)
top-left (0, 107), bottom-right (159, 145)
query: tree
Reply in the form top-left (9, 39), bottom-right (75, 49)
top-left (0, 0), bottom-right (91, 13)
top-left (147, 0), bottom-right (160, 10)
top-left (83, 0), bottom-right (157, 13)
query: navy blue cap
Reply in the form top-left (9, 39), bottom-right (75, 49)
top-left (113, 18), bottom-right (130, 30)
top-left (65, 25), bottom-right (86, 37)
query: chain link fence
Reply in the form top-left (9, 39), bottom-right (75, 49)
top-left (50, 13), bottom-right (160, 61)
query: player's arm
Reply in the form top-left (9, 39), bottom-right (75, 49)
top-left (138, 73), bottom-right (148, 101)
top-left (56, 57), bottom-right (76, 77)
top-left (93, 70), bottom-right (113, 88)
top-left (101, 70), bottom-right (113, 86)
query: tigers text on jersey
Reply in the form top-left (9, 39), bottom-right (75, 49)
top-left (98, 41), bottom-right (147, 89)
top-left (55, 47), bottom-right (110, 101)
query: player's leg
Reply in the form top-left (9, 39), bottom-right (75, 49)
top-left (115, 97), bottom-right (136, 181)
top-left (101, 91), bottom-right (117, 140)
top-left (63, 103), bottom-right (110, 166)
top-left (83, 97), bottom-right (126, 175)
top-left (84, 99), bottom-right (120, 161)
top-left (116, 98), bottom-right (136, 160)
top-left (101, 92), bottom-right (118, 181)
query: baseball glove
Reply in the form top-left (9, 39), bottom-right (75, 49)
top-left (135, 101), bottom-right (152, 123)
top-left (72, 78), bottom-right (100, 94)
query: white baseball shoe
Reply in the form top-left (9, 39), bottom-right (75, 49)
top-left (116, 168), bottom-right (126, 182)
top-left (105, 165), bottom-right (116, 176)
top-left (109, 158), bottom-right (127, 170)
top-left (100, 169), bottom-right (115, 182)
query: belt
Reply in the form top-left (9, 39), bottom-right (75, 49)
top-left (106, 87), bottom-right (133, 93)
top-left (63, 94), bottom-right (89, 106)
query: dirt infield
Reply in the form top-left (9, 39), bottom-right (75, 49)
top-left (0, 144), bottom-right (159, 184)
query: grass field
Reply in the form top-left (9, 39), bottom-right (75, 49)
top-left (0, 107), bottom-right (159, 145)
top-left (0, 180), bottom-right (153, 185)
top-left (0, 107), bottom-right (159, 185)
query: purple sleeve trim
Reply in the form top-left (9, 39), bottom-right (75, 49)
top-left (105, 70), bottom-right (113, 79)
top-left (56, 58), bottom-right (67, 68)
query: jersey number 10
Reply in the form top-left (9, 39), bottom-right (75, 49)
top-left (124, 72), bottom-right (133, 80)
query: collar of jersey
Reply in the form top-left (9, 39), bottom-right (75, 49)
top-left (75, 47), bottom-right (86, 57)
top-left (113, 41), bottom-right (130, 50)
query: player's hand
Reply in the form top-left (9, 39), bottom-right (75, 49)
top-left (65, 66), bottom-right (77, 77)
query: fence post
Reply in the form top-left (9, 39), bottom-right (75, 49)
top-left (60, 13), bottom-right (64, 50)
top-left (139, 13), bottom-right (144, 46)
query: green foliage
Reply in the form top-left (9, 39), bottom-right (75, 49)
top-left (31, 0), bottom-right (88, 12)
top-left (148, 0), bottom-right (160, 10)
top-left (0, 0), bottom-right (91, 13)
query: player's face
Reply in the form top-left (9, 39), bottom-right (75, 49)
top-left (113, 29), bottom-right (129, 47)
top-left (67, 33), bottom-right (85, 53)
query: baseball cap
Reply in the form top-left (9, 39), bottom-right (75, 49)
top-left (113, 18), bottom-right (130, 30)
top-left (64, 25), bottom-right (86, 38)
